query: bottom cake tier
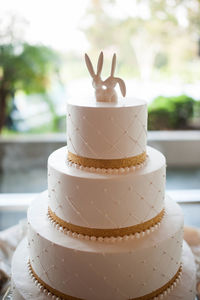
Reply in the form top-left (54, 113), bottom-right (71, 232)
top-left (26, 192), bottom-right (186, 299)
top-left (12, 238), bottom-right (196, 300)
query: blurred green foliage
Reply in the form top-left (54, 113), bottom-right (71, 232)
top-left (148, 95), bottom-right (197, 130)
top-left (0, 42), bottom-right (61, 132)
top-left (0, 43), bottom-right (59, 93)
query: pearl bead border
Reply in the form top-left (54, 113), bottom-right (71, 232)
top-left (67, 155), bottom-right (148, 174)
top-left (47, 210), bottom-right (165, 242)
top-left (27, 260), bottom-right (182, 300)
top-left (27, 260), bottom-right (60, 300)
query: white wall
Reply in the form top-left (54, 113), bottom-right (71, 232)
top-left (148, 131), bottom-right (200, 166)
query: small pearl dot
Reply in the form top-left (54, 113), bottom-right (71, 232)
top-left (76, 185), bottom-right (79, 190)
top-left (104, 188), bottom-right (108, 192)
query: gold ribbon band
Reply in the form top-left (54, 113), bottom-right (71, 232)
top-left (29, 261), bottom-right (182, 300)
top-left (48, 207), bottom-right (165, 238)
top-left (68, 151), bottom-right (146, 169)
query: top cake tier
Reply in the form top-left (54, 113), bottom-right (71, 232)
top-left (67, 98), bottom-right (147, 162)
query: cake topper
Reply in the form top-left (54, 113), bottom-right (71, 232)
top-left (85, 52), bottom-right (126, 102)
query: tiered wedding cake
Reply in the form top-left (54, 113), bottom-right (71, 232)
top-left (12, 53), bottom-right (196, 300)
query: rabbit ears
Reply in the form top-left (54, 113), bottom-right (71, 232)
top-left (110, 53), bottom-right (116, 77)
top-left (116, 78), bottom-right (126, 97)
top-left (85, 52), bottom-right (103, 78)
top-left (85, 52), bottom-right (117, 78)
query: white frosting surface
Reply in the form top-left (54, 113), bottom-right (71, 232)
top-left (48, 146), bottom-right (166, 229)
top-left (11, 239), bottom-right (196, 300)
top-left (67, 98), bottom-right (147, 159)
top-left (26, 194), bottom-right (184, 300)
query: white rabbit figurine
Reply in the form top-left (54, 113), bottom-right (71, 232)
top-left (85, 52), bottom-right (126, 102)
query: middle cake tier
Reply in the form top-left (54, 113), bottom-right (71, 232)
top-left (48, 146), bottom-right (166, 233)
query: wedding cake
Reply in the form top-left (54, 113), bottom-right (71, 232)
top-left (12, 53), bottom-right (196, 300)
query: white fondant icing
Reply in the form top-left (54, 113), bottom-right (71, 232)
top-left (27, 261), bottom-right (183, 300)
top-left (12, 239), bottom-right (196, 300)
top-left (67, 98), bottom-right (147, 159)
top-left (26, 194), bottom-right (184, 300)
top-left (48, 146), bottom-right (166, 229)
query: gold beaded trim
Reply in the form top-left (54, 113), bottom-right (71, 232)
top-left (68, 151), bottom-right (146, 169)
top-left (28, 260), bottom-right (182, 300)
top-left (48, 207), bottom-right (165, 238)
